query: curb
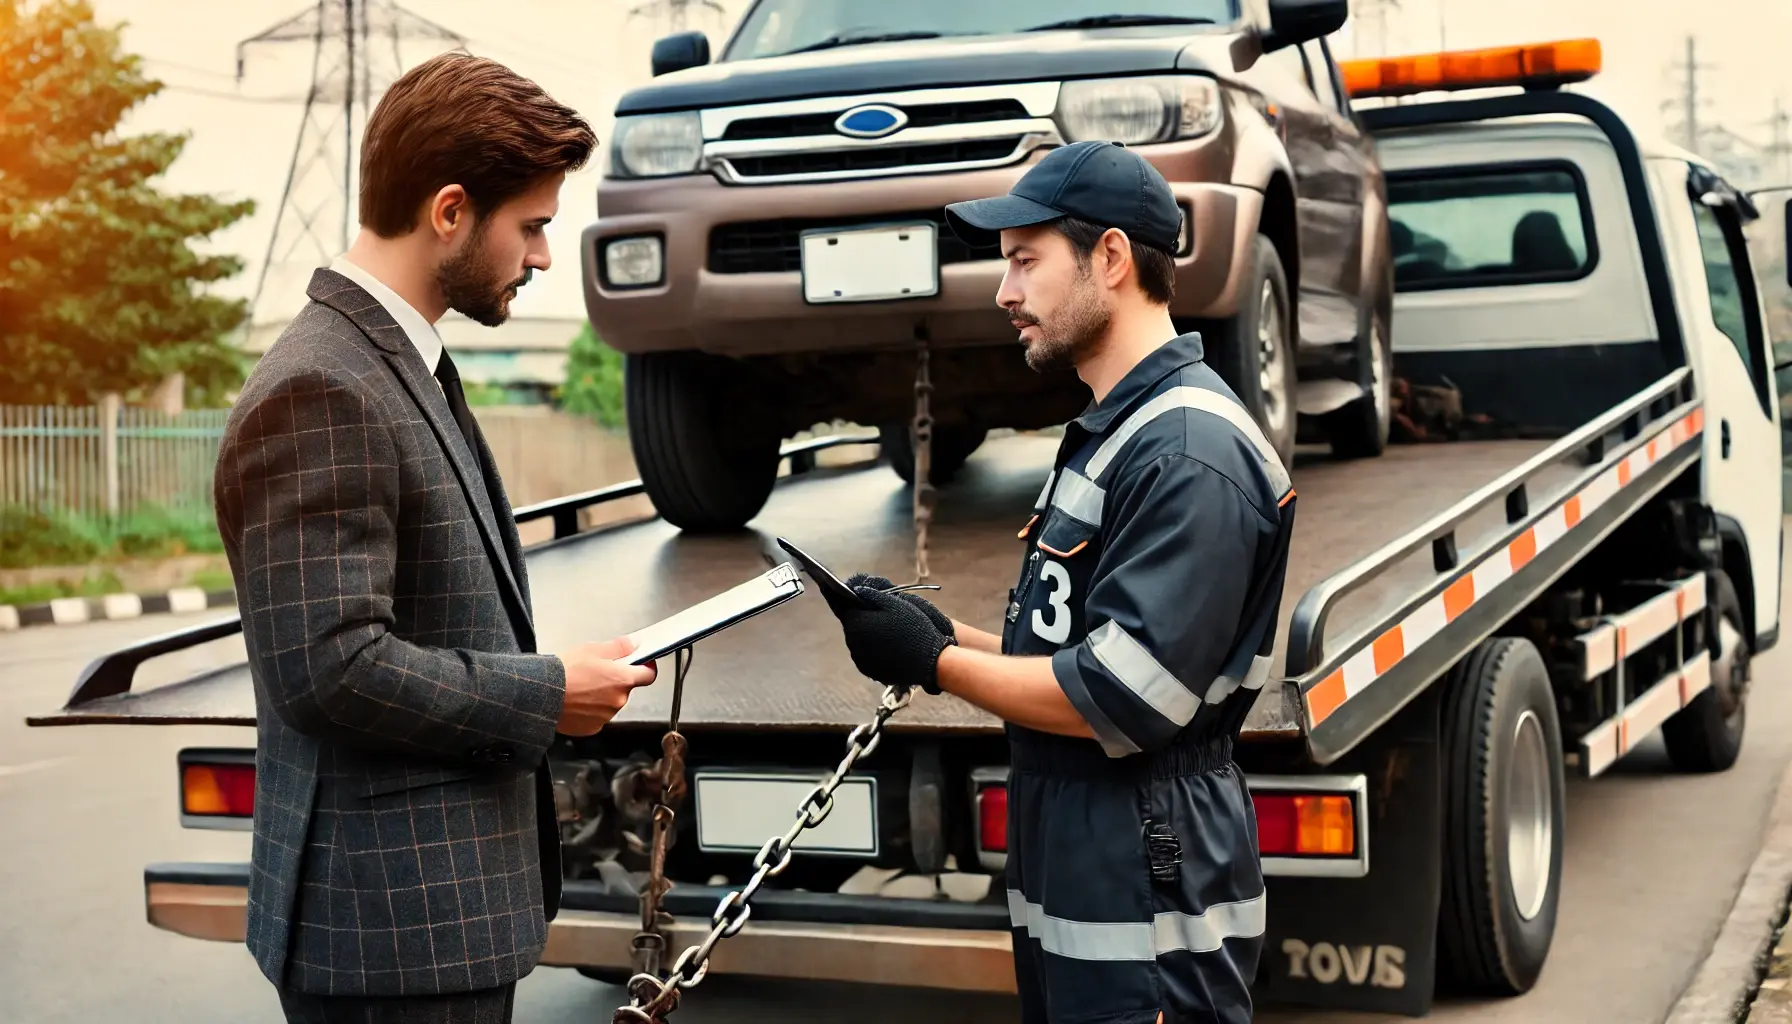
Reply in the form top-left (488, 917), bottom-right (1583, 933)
top-left (1665, 756), bottom-right (1792, 1023)
top-left (0, 587), bottom-right (236, 632)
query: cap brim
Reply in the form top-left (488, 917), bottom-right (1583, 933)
top-left (942, 193), bottom-right (1065, 249)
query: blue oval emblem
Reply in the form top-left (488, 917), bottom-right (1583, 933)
top-left (835, 104), bottom-right (907, 139)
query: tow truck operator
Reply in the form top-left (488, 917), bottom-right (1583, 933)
top-left (822, 141), bottom-right (1299, 1024)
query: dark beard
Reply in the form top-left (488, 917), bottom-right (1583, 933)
top-left (436, 219), bottom-right (523, 327)
top-left (1019, 266), bottom-right (1110, 374)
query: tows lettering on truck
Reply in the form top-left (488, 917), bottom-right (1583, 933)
top-left (23, 29), bottom-right (1788, 1024)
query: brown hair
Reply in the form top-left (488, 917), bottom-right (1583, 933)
top-left (358, 51), bottom-right (596, 237)
top-left (1056, 216), bottom-right (1177, 306)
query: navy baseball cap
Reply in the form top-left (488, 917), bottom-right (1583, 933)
top-left (944, 141), bottom-right (1182, 254)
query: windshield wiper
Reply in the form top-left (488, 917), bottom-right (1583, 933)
top-left (1021, 14), bottom-right (1215, 32)
top-left (778, 30), bottom-right (945, 56)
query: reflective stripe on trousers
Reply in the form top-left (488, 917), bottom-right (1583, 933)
top-left (1006, 889), bottom-right (1267, 960)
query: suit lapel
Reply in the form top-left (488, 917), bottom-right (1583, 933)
top-left (306, 269), bottom-right (536, 648)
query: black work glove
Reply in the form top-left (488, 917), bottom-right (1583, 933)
top-left (846, 573), bottom-right (956, 641)
top-left (833, 583), bottom-right (955, 695)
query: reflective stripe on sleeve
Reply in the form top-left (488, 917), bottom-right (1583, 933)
top-left (1087, 619), bottom-right (1199, 728)
top-left (1006, 890), bottom-right (1268, 960)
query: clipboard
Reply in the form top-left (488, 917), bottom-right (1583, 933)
top-left (622, 562), bottom-right (806, 665)
top-left (775, 537), bottom-right (940, 615)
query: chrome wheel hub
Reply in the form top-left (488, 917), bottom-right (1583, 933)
top-left (1507, 708), bottom-right (1554, 922)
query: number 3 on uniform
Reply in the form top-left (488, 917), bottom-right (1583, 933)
top-left (1031, 560), bottom-right (1073, 644)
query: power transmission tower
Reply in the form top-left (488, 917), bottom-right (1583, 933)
top-left (1348, 0), bottom-right (1401, 58)
top-left (627, 0), bottom-right (726, 35)
top-left (238, 0), bottom-right (465, 329)
top-left (1662, 35), bottom-right (1717, 155)
top-left (1766, 97), bottom-right (1792, 186)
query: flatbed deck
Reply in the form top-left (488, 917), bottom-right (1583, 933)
top-left (29, 433), bottom-right (1554, 737)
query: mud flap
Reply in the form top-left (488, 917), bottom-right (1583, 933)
top-left (1255, 685), bottom-right (1443, 1016)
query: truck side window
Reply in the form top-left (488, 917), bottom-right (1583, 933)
top-left (1690, 198), bottom-right (1773, 417)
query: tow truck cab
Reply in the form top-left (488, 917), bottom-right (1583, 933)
top-left (27, 37), bottom-right (1786, 1020)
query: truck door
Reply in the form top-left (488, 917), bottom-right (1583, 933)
top-left (1745, 186), bottom-right (1792, 509)
top-left (1673, 169), bottom-right (1784, 641)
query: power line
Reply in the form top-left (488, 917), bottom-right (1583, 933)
top-left (157, 83), bottom-right (310, 104)
top-left (237, 0), bottom-right (466, 326)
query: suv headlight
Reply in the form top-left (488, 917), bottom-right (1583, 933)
top-left (1055, 75), bottom-right (1223, 146)
top-left (610, 112), bottom-right (703, 178)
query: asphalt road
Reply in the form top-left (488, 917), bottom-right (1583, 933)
top-left (4, 604), bottom-right (1790, 1024)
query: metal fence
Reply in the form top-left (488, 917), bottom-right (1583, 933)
top-left (0, 401), bottom-right (230, 519)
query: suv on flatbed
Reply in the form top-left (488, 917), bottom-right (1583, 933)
top-left (581, 0), bottom-right (1394, 531)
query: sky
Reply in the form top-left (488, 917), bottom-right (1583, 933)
top-left (86, 0), bottom-right (1792, 326)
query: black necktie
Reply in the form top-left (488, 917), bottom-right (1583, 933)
top-left (433, 349), bottom-right (484, 462)
top-left (434, 349), bottom-right (528, 612)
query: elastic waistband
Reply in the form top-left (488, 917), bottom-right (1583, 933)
top-left (1007, 727), bottom-right (1234, 780)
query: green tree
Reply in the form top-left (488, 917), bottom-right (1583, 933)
top-left (0, 0), bottom-right (255, 405)
top-left (559, 322), bottom-right (626, 430)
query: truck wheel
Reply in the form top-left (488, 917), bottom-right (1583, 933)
top-left (1206, 235), bottom-right (1297, 468)
top-left (625, 351), bottom-right (782, 532)
top-left (1438, 636), bottom-right (1565, 996)
top-left (879, 422), bottom-right (988, 486)
top-left (1662, 570), bottom-right (1749, 773)
top-left (1323, 301), bottom-right (1392, 459)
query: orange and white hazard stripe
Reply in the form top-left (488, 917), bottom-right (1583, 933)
top-left (1303, 405), bottom-right (1705, 731)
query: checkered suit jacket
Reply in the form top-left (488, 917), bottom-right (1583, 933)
top-left (214, 268), bottom-right (567, 997)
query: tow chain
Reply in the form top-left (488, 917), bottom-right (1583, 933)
top-left (911, 331), bottom-right (935, 585)
top-left (619, 645), bottom-right (693, 1005)
top-left (612, 684), bottom-right (914, 1023)
top-left (612, 332), bottom-right (936, 1021)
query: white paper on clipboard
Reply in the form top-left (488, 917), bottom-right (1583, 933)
top-left (622, 563), bottom-right (806, 665)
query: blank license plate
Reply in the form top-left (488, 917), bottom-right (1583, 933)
top-left (693, 771), bottom-right (878, 857)
top-left (800, 223), bottom-right (939, 304)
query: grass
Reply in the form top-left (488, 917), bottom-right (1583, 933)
top-left (0, 503), bottom-right (223, 569)
top-left (186, 567), bottom-right (235, 593)
top-left (0, 571), bottom-right (124, 607)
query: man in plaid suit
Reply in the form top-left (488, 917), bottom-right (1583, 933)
top-left (213, 53), bottom-right (655, 1023)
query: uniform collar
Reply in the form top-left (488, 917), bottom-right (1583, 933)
top-left (1072, 331), bottom-right (1206, 436)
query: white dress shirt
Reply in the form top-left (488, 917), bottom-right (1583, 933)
top-left (329, 255), bottom-right (445, 386)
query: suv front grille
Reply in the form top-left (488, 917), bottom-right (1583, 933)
top-left (721, 99), bottom-right (1031, 141)
top-left (708, 208), bottom-right (1001, 275)
top-left (724, 137), bottom-right (1021, 181)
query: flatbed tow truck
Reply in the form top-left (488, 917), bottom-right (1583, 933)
top-left (24, 39), bottom-right (1790, 1018)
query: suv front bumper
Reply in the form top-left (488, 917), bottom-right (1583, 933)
top-left (582, 145), bottom-right (1263, 359)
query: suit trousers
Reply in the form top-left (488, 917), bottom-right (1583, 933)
top-left (276, 983), bottom-right (516, 1024)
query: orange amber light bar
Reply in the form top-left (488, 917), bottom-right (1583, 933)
top-left (1340, 38), bottom-right (1602, 100)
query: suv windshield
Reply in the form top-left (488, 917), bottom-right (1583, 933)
top-left (725, 0), bottom-right (1237, 61)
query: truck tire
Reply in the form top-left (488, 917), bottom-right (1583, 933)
top-left (1206, 235), bottom-right (1297, 468)
top-left (1438, 636), bottom-right (1565, 996)
top-left (1662, 570), bottom-right (1749, 773)
top-left (1323, 297), bottom-right (1392, 459)
top-left (879, 422), bottom-right (988, 486)
top-left (625, 350), bottom-right (782, 532)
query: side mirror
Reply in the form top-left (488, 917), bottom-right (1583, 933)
top-left (1263, 0), bottom-right (1349, 52)
top-left (651, 31), bottom-right (710, 77)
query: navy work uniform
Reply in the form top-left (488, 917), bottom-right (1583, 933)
top-left (1000, 331), bottom-right (1297, 1024)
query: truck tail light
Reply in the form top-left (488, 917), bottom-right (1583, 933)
top-left (976, 784), bottom-right (1007, 853)
top-left (179, 748), bottom-right (256, 829)
top-left (1253, 793), bottom-right (1356, 857)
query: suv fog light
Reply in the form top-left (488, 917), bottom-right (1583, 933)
top-left (604, 236), bottom-right (664, 288)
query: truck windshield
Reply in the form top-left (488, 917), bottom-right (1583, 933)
top-left (1386, 164), bottom-right (1595, 292)
top-left (724, 0), bottom-right (1237, 61)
